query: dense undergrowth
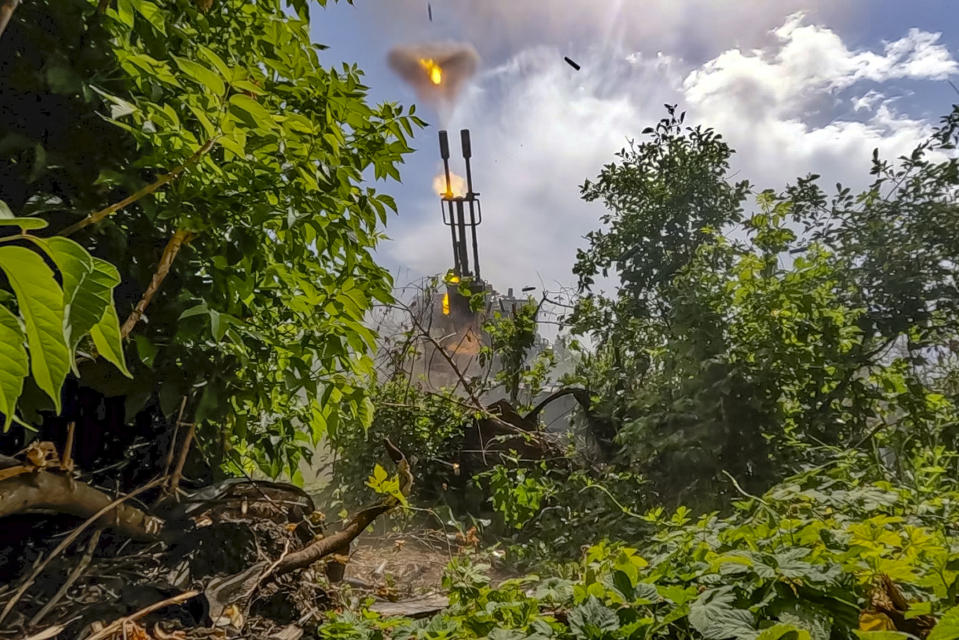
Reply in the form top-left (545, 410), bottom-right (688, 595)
top-left (320, 451), bottom-right (959, 640)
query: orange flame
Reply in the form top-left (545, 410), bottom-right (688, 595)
top-left (418, 58), bottom-right (443, 85)
top-left (433, 172), bottom-right (466, 197)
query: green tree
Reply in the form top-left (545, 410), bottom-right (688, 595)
top-left (0, 0), bottom-right (422, 478)
top-left (570, 105), bottom-right (959, 507)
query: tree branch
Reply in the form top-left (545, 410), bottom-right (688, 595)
top-left (58, 138), bottom-right (216, 237)
top-left (120, 228), bottom-right (194, 338)
top-left (0, 0), bottom-right (19, 40)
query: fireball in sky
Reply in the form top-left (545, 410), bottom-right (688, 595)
top-left (387, 42), bottom-right (479, 107)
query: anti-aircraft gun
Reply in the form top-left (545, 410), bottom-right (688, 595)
top-left (410, 129), bottom-right (547, 387)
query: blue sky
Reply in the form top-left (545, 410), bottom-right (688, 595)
top-left (311, 1), bottom-right (959, 296)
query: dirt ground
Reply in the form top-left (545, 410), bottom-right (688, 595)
top-left (343, 529), bottom-right (515, 596)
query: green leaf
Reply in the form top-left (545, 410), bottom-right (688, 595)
top-left (757, 624), bottom-right (811, 640)
top-left (773, 601), bottom-right (832, 640)
top-left (196, 45), bottom-right (231, 78)
top-left (0, 305), bottom-right (28, 431)
top-left (906, 603), bottom-right (933, 620)
top-left (112, 0), bottom-right (135, 28)
top-left (195, 381), bottom-right (222, 424)
top-left (88, 261), bottom-right (131, 378)
top-left (689, 588), bottom-right (757, 640)
top-left (133, 334), bottom-right (157, 367)
top-left (132, 0), bottom-right (166, 34)
top-left (929, 605), bottom-right (959, 640)
top-left (31, 238), bottom-right (118, 368)
top-left (0, 246), bottom-right (71, 412)
top-left (228, 94), bottom-right (274, 130)
top-left (218, 130), bottom-right (246, 157)
top-left (173, 56), bottom-right (225, 97)
top-left (0, 217), bottom-right (48, 230)
top-left (568, 596), bottom-right (620, 640)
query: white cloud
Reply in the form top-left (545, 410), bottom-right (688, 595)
top-left (385, 14), bottom-right (956, 297)
top-left (684, 13), bottom-right (957, 119)
top-left (852, 89), bottom-right (885, 112)
top-left (680, 14), bottom-right (949, 189)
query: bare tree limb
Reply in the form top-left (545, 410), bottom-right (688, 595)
top-left (273, 439), bottom-right (411, 577)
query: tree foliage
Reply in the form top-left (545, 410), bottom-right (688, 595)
top-left (0, 0), bottom-right (422, 477)
top-left (568, 105), bottom-right (959, 507)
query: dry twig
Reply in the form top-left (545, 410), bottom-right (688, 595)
top-left (28, 529), bottom-right (103, 626)
top-left (120, 229), bottom-right (196, 338)
top-left (84, 590), bottom-right (199, 640)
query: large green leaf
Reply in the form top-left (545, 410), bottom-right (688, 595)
top-left (568, 596), bottom-right (620, 640)
top-left (0, 305), bottom-right (29, 431)
top-left (88, 258), bottom-right (131, 378)
top-left (172, 55), bottom-right (225, 96)
top-left (31, 238), bottom-right (125, 373)
top-left (0, 217), bottom-right (49, 230)
top-left (31, 237), bottom-right (91, 354)
top-left (689, 588), bottom-right (757, 640)
top-left (0, 246), bottom-right (70, 411)
top-left (929, 606), bottom-right (959, 640)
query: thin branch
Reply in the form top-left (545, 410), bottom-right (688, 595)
top-left (85, 590), bottom-right (200, 640)
top-left (0, 0), bottom-right (19, 40)
top-left (120, 228), bottom-right (194, 338)
top-left (721, 469), bottom-right (770, 506)
top-left (29, 528), bottom-right (103, 626)
top-left (58, 138), bottom-right (216, 237)
top-left (161, 397), bottom-right (189, 480)
top-left (168, 420), bottom-right (196, 498)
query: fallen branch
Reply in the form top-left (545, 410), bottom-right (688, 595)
top-left (59, 138), bottom-right (216, 237)
top-left (199, 440), bottom-right (412, 623)
top-left (85, 590), bottom-right (199, 640)
top-left (273, 439), bottom-right (412, 577)
top-left (120, 228), bottom-right (195, 338)
top-left (0, 471), bottom-right (164, 540)
top-left (0, 477), bottom-right (165, 625)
